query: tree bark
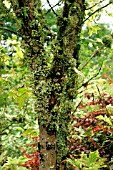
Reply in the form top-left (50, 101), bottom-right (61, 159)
top-left (10, 0), bottom-right (85, 169)
top-left (52, 0), bottom-right (85, 168)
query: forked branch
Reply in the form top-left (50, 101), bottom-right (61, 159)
top-left (46, 0), bottom-right (59, 16)
top-left (83, 1), bottom-right (112, 23)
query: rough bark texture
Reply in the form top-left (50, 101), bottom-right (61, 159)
top-left (10, 0), bottom-right (85, 169)
top-left (39, 126), bottom-right (56, 170)
top-left (51, 0), bottom-right (85, 168)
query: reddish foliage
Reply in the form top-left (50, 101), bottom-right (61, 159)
top-left (19, 136), bottom-right (40, 170)
top-left (18, 93), bottom-right (113, 169)
top-left (21, 152), bottom-right (40, 170)
top-left (69, 92), bottom-right (113, 168)
top-left (102, 73), bottom-right (113, 84)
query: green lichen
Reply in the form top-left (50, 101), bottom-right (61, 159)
top-left (10, 0), bottom-right (85, 169)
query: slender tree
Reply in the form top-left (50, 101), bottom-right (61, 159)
top-left (0, 0), bottom-right (112, 169)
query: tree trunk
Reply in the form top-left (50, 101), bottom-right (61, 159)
top-left (10, 0), bottom-right (85, 169)
top-left (39, 126), bottom-right (56, 170)
top-left (52, 0), bottom-right (85, 168)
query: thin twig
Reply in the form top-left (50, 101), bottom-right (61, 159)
top-left (10, 0), bottom-right (17, 11)
top-left (0, 27), bottom-right (19, 35)
top-left (83, 2), bottom-right (112, 24)
top-left (46, 0), bottom-right (59, 16)
top-left (80, 43), bottom-right (105, 71)
top-left (46, 0), bottom-right (62, 14)
top-left (96, 85), bottom-right (102, 99)
top-left (80, 49), bottom-right (99, 71)
top-left (78, 63), bottom-right (103, 90)
top-left (74, 98), bottom-right (83, 112)
top-left (85, 0), bottom-right (105, 10)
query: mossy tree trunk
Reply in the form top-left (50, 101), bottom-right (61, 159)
top-left (10, 0), bottom-right (85, 169)
top-left (53, 1), bottom-right (85, 169)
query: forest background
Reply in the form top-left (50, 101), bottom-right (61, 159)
top-left (0, 0), bottom-right (113, 170)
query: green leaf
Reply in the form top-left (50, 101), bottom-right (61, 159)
top-left (18, 156), bottom-right (28, 164)
top-left (0, 152), bottom-right (6, 163)
top-left (89, 150), bottom-right (99, 163)
top-left (22, 128), bottom-right (35, 136)
top-left (96, 115), bottom-right (112, 126)
top-left (15, 127), bottom-right (23, 131)
top-left (67, 150), bottom-right (107, 169)
top-left (16, 47), bottom-right (24, 59)
top-left (85, 128), bottom-right (93, 137)
top-left (106, 104), bottom-right (113, 115)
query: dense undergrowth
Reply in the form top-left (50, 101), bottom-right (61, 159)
top-left (1, 75), bottom-right (113, 170)
top-left (68, 89), bottom-right (113, 169)
top-left (0, 3), bottom-right (113, 168)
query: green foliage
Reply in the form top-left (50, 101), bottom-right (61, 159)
top-left (1, 156), bottom-right (28, 170)
top-left (1, 136), bottom-right (40, 170)
top-left (80, 23), bottom-right (113, 78)
top-left (0, 1), bottom-right (113, 169)
top-left (68, 76), bottom-right (113, 169)
top-left (96, 115), bottom-right (112, 126)
top-left (102, 35), bottom-right (112, 48)
top-left (67, 150), bottom-right (107, 170)
top-left (0, 0), bottom-right (18, 39)
top-left (1, 97), bottom-right (38, 157)
top-left (0, 33), bottom-right (38, 167)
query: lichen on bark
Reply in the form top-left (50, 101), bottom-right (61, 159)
top-left (9, 0), bottom-right (85, 169)
top-left (51, 1), bottom-right (85, 168)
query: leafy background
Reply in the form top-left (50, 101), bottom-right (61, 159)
top-left (0, 0), bottom-right (113, 169)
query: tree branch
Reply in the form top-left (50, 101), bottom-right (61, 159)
top-left (78, 64), bottom-right (103, 90)
top-left (80, 49), bottom-right (99, 71)
top-left (83, 2), bottom-right (112, 24)
top-left (46, 0), bottom-right (62, 14)
top-left (46, 0), bottom-right (59, 16)
top-left (0, 27), bottom-right (19, 35)
top-left (85, 0), bottom-right (105, 10)
top-left (80, 39), bottom-right (111, 71)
